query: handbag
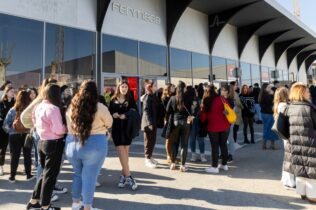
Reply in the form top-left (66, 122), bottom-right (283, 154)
top-left (24, 129), bottom-right (34, 149)
top-left (272, 106), bottom-right (289, 139)
top-left (183, 105), bottom-right (194, 125)
top-left (220, 97), bottom-right (237, 124)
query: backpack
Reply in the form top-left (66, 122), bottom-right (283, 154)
top-left (12, 111), bottom-right (29, 133)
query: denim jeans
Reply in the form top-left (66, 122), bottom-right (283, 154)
top-left (254, 104), bottom-right (262, 121)
top-left (66, 134), bottom-right (108, 207)
top-left (227, 125), bottom-right (235, 156)
top-left (261, 113), bottom-right (278, 141)
top-left (189, 121), bottom-right (205, 154)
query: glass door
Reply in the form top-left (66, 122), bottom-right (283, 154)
top-left (101, 73), bottom-right (121, 106)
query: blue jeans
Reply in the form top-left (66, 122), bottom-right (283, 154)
top-left (255, 104), bottom-right (262, 121)
top-left (261, 113), bottom-right (278, 141)
top-left (66, 134), bottom-right (108, 207)
top-left (227, 125), bottom-right (235, 156)
top-left (189, 122), bottom-right (205, 154)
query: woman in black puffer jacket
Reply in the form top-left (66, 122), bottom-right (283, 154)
top-left (286, 83), bottom-right (316, 203)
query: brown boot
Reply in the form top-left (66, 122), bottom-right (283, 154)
top-left (262, 141), bottom-right (267, 150)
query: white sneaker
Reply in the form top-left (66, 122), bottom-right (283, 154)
top-left (180, 165), bottom-right (188, 172)
top-left (0, 166), bottom-right (4, 176)
top-left (150, 158), bottom-right (158, 165)
top-left (72, 201), bottom-right (83, 210)
top-left (170, 163), bottom-right (176, 170)
top-left (51, 193), bottom-right (59, 202)
top-left (200, 154), bottom-right (207, 163)
top-left (96, 181), bottom-right (101, 188)
top-left (218, 164), bottom-right (229, 171)
top-left (190, 153), bottom-right (197, 162)
top-left (145, 159), bottom-right (157, 169)
top-left (205, 167), bottom-right (219, 174)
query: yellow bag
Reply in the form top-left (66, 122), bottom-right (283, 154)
top-left (221, 97), bottom-right (237, 124)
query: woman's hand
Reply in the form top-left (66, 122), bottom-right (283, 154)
top-left (119, 114), bottom-right (126, 120)
top-left (113, 113), bottom-right (120, 119)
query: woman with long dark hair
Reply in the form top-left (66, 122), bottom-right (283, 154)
top-left (167, 81), bottom-right (193, 172)
top-left (109, 81), bottom-right (138, 190)
top-left (27, 84), bottom-right (66, 210)
top-left (239, 85), bottom-right (255, 144)
top-left (65, 80), bottom-right (112, 210)
top-left (0, 86), bottom-right (15, 176)
top-left (141, 80), bottom-right (158, 168)
top-left (3, 89), bottom-right (32, 182)
top-left (200, 85), bottom-right (231, 173)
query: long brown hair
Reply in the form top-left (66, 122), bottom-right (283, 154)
top-left (176, 81), bottom-right (186, 110)
top-left (241, 85), bottom-right (249, 95)
top-left (14, 90), bottom-right (31, 113)
top-left (1, 86), bottom-right (14, 101)
top-left (258, 83), bottom-right (269, 103)
top-left (111, 81), bottom-right (131, 100)
top-left (70, 80), bottom-right (98, 145)
top-left (202, 85), bottom-right (217, 112)
top-left (273, 87), bottom-right (288, 117)
top-left (42, 84), bottom-right (65, 123)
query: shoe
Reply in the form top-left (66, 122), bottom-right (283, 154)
top-left (227, 155), bottom-right (233, 163)
top-left (166, 158), bottom-right (172, 164)
top-left (53, 185), bottom-right (68, 194)
top-left (71, 201), bottom-right (83, 210)
top-left (250, 141), bottom-right (255, 144)
top-left (190, 153), bottom-right (197, 162)
top-left (200, 154), bottom-right (207, 163)
top-left (256, 120), bottom-right (263, 124)
top-left (301, 195), bottom-right (307, 200)
top-left (126, 176), bottom-right (138, 191)
top-left (150, 158), bottom-right (158, 165)
top-left (262, 141), bottom-right (267, 150)
top-left (218, 164), bottom-right (229, 171)
top-left (205, 167), bottom-right (219, 174)
top-left (244, 140), bottom-right (250, 144)
top-left (40, 205), bottom-right (60, 210)
top-left (179, 165), bottom-right (188, 172)
top-left (8, 177), bottom-right (15, 183)
top-left (50, 193), bottom-right (59, 202)
top-left (145, 159), bottom-right (157, 169)
top-left (170, 163), bottom-right (176, 170)
top-left (118, 175), bottom-right (126, 188)
top-left (96, 181), bottom-right (101, 188)
top-left (0, 166), bottom-right (3, 176)
top-left (26, 175), bottom-right (36, 181)
top-left (26, 202), bottom-right (41, 210)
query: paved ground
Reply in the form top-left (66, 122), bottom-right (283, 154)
top-left (0, 125), bottom-right (315, 210)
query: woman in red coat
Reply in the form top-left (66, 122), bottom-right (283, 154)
top-left (200, 85), bottom-right (231, 174)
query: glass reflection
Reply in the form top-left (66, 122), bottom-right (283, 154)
top-left (212, 56), bottom-right (226, 81)
top-left (192, 52), bottom-right (209, 85)
top-left (0, 13), bottom-right (43, 88)
top-left (261, 66), bottom-right (270, 83)
top-left (227, 59), bottom-right (238, 82)
top-left (170, 48), bottom-right (192, 85)
top-left (251, 64), bottom-right (261, 85)
top-left (240, 62), bottom-right (251, 85)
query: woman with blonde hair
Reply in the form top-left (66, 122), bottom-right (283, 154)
top-left (286, 83), bottom-right (316, 203)
top-left (273, 87), bottom-right (295, 189)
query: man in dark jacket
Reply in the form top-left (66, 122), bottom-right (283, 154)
top-left (252, 83), bottom-right (262, 124)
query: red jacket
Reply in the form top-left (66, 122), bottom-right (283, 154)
top-left (200, 96), bottom-right (230, 132)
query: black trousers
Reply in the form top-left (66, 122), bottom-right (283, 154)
top-left (144, 126), bottom-right (157, 159)
top-left (32, 139), bottom-right (64, 206)
top-left (0, 129), bottom-right (9, 166)
top-left (209, 130), bottom-right (229, 167)
top-left (9, 133), bottom-right (31, 178)
top-left (242, 116), bottom-right (254, 143)
top-left (233, 125), bottom-right (239, 143)
top-left (171, 122), bottom-right (190, 165)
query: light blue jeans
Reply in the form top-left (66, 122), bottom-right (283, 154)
top-left (227, 125), bottom-right (235, 156)
top-left (189, 121), bottom-right (205, 154)
top-left (66, 134), bottom-right (108, 207)
top-left (255, 104), bottom-right (262, 121)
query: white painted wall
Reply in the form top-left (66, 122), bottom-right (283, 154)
top-left (277, 51), bottom-right (288, 70)
top-left (170, 8), bottom-right (209, 54)
top-left (289, 57), bottom-right (298, 82)
top-left (0, 0), bottom-right (96, 31)
top-left (240, 35), bottom-right (260, 65)
top-left (261, 44), bottom-right (275, 68)
top-left (103, 0), bottom-right (166, 46)
top-left (298, 62), bottom-right (308, 84)
top-left (212, 24), bottom-right (238, 60)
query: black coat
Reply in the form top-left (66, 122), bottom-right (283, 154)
top-left (259, 93), bottom-right (274, 114)
top-left (284, 101), bottom-right (316, 179)
top-left (310, 85), bottom-right (316, 106)
top-left (125, 109), bottom-right (141, 139)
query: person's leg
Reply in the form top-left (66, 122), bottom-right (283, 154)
top-left (165, 139), bottom-right (171, 161)
top-left (40, 140), bottom-right (64, 207)
top-left (249, 117), bottom-right (255, 143)
top-left (9, 134), bottom-right (22, 179)
top-left (209, 132), bottom-right (220, 168)
top-left (306, 178), bottom-right (316, 201)
top-left (116, 146), bottom-right (130, 177)
top-left (227, 125), bottom-right (235, 156)
top-left (219, 130), bottom-right (230, 166)
top-left (144, 127), bottom-right (157, 160)
top-left (81, 135), bottom-right (108, 208)
top-left (197, 136), bottom-right (205, 154)
top-left (189, 123), bottom-right (197, 155)
top-left (0, 131), bottom-right (9, 167)
top-left (242, 116), bottom-right (249, 143)
top-left (180, 124), bottom-right (190, 166)
top-left (21, 134), bottom-right (32, 177)
top-left (233, 124), bottom-right (239, 143)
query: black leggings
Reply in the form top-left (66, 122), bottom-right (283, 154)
top-left (208, 130), bottom-right (230, 167)
top-left (171, 122), bottom-right (190, 165)
top-left (233, 125), bottom-right (239, 143)
top-left (242, 116), bottom-right (254, 143)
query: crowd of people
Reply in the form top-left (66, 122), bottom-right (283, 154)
top-left (0, 77), bottom-right (315, 209)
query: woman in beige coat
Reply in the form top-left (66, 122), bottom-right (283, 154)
top-left (231, 82), bottom-right (243, 143)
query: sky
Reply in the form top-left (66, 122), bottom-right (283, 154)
top-left (276, 0), bottom-right (316, 33)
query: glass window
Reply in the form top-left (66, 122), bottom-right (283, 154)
top-left (170, 48), bottom-right (192, 86)
top-left (45, 24), bottom-right (95, 86)
top-left (139, 42), bottom-right (167, 76)
top-left (261, 66), bottom-right (270, 83)
top-left (240, 62), bottom-right (251, 85)
top-left (226, 59), bottom-right (238, 82)
top-left (282, 70), bottom-right (289, 83)
top-left (212, 56), bottom-right (226, 82)
top-left (251, 64), bottom-right (261, 85)
top-left (0, 14), bottom-right (43, 88)
top-left (192, 52), bottom-right (209, 85)
top-left (102, 34), bottom-right (137, 75)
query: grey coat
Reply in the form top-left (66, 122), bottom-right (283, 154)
top-left (141, 93), bottom-right (157, 131)
top-left (284, 101), bottom-right (316, 179)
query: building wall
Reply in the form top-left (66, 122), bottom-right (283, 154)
top-left (261, 44), bottom-right (275, 68)
top-left (212, 24), bottom-right (238, 60)
top-left (277, 51), bottom-right (288, 70)
top-left (289, 57), bottom-right (298, 80)
top-left (170, 8), bottom-right (209, 54)
top-left (103, 0), bottom-right (166, 46)
top-left (240, 35), bottom-right (260, 65)
top-left (298, 62), bottom-right (308, 84)
top-left (0, 0), bottom-right (96, 31)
